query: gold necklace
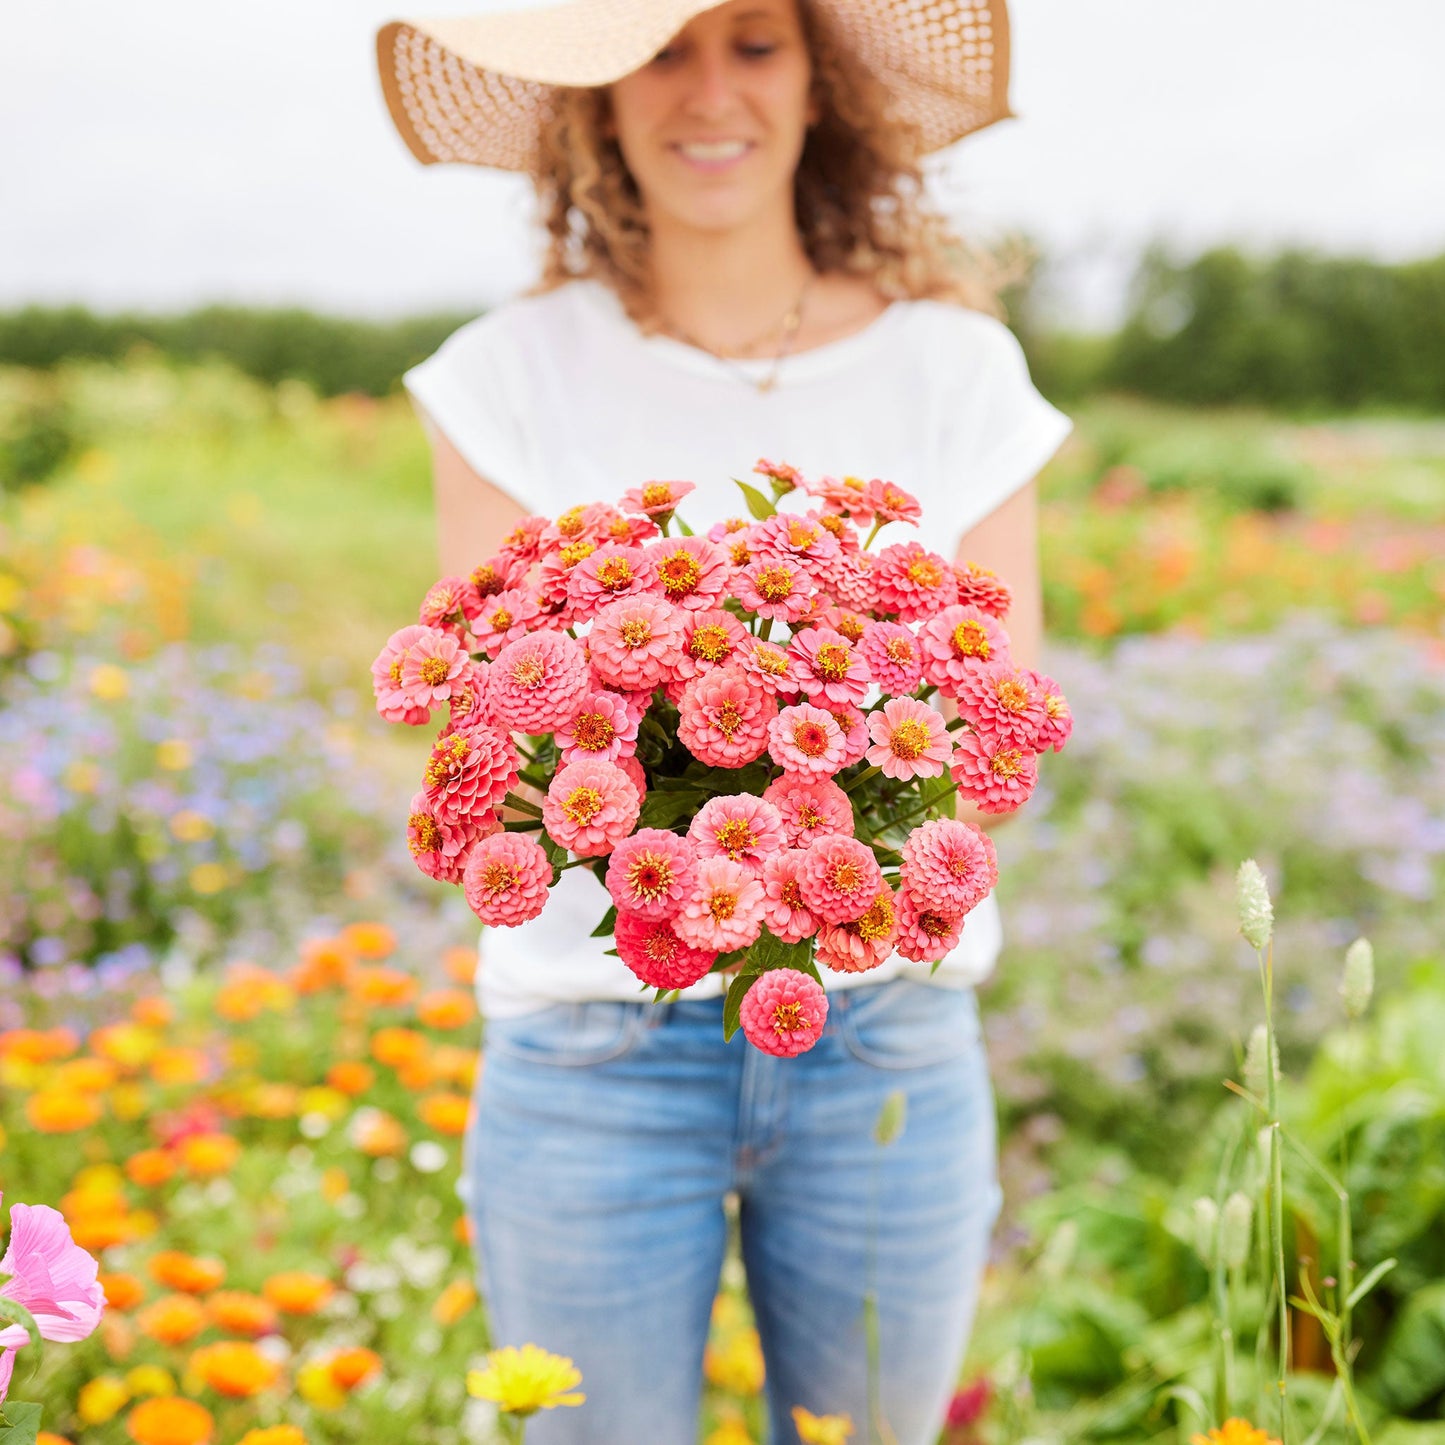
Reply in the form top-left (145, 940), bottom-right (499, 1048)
top-left (663, 276), bottom-right (813, 395)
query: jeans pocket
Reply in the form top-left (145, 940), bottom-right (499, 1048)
top-left (837, 979), bottom-right (983, 1069)
top-left (482, 1000), bottom-right (648, 1067)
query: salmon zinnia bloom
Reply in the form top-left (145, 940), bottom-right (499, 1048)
top-left (125, 1395), bottom-right (214, 1445)
top-left (261, 1272), bottom-right (333, 1315)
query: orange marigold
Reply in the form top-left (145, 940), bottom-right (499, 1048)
top-left (188, 1340), bottom-right (282, 1397)
top-left (27, 1090), bottom-right (103, 1132)
top-left (101, 1271), bottom-right (148, 1311)
top-left (125, 1395), bottom-right (213, 1445)
top-left (149, 1252), bottom-right (226, 1294)
top-left (206, 1291), bottom-right (279, 1338)
top-left (137, 1294), bottom-right (209, 1346)
top-left (340, 921), bottom-right (397, 959)
top-left (126, 1149), bottom-right (178, 1187)
top-left (261, 1272), bottom-right (334, 1315)
top-left (418, 1092), bottom-right (471, 1136)
top-left (416, 988), bottom-right (475, 1030)
top-left (325, 1060), bottom-right (375, 1095)
top-left (327, 1346), bottom-right (382, 1390)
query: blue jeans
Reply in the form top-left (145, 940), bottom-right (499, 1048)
top-left (463, 978), bottom-right (1001, 1444)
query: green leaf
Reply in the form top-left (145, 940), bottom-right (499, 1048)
top-left (0, 1400), bottom-right (41, 1444)
top-left (589, 906), bottom-right (617, 939)
top-left (733, 478), bottom-right (777, 521)
top-left (1346, 1256), bottom-right (1398, 1310)
top-left (0, 1298), bottom-right (41, 1354)
top-left (723, 970), bottom-right (760, 1041)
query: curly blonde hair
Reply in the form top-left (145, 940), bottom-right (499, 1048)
top-left (527, 0), bottom-right (1016, 329)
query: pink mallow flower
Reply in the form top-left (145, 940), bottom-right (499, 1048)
top-left (865, 697), bottom-right (952, 781)
top-left (672, 857), bottom-right (766, 953)
top-left (740, 968), bottom-right (829, 1057)
top-left (489, 629), bottom-right (591, 733)
top-left (554, 689), bottom-right (640, 764)
top-left (816, 885), bottom-right (898, 973)
top-left (762, 775), bottom-right (855, 848)
top-left (407, 792), bottom-right (495, 884)
top-left (399, 627), bottom-right (470, 711)
top-left (874, 541), bottom-right (960, 622)
top-left (605, 828), bottom-right (698, 921)
top-left (688, 795), bottom-right (786, 871)
top-left (895, 889), bottom-right (966, 964)
top-left (614, 910), bottom-right (717, 990)
top-left (371, 625), bottom-right (433, 725)
top-left (588, 596), bottom-right (687, 693)
top-left (900, 817), bottom-right (999, 916)
top-left (645, 536), bottom-right (731, 611)
top-left (950, 731), bottom-right (1039, 814)
top-left (798, 835), bottom-right (883, 925)
top-left (760, 851), bottom-right (818, 943)
top-left (677, 665), bottom-right (776, 768)
top-left (422, 723), bottom-right (520, 825)
top-left (859, 620), bottom-right (925, 695)
top-left (789, 627), bottom-right (871, 708)
top-left (567, 544), bottom-right (658, 612)
top-left (543, 758), bottom-right (641, 857)
top-left (462, 832), bottom-right (553, 927)
top-left (0, 1190), bottom-right (106, 1399)
top-left (954, 662), bottom-right (1049, 752)
top-left (767, 703), bottom-right (847, 778)
top-left (917, 605), bottom-right (1011, 696)
top-left (619, 479), bottom-right (696, 518)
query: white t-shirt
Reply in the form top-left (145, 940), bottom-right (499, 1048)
top-left (403, 277), bottom-right (1072, 1018)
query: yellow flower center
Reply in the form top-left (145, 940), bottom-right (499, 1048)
top-left (951, 620), bottom-right (990, 660)
top-left (889, 718), bottom-right (931, 761)
top-left (659, 553), bottom-right (703, 594)
top-left (619, 618), bottom-right (653, 649)
top-left (562, 786), bottom-right (603, 824)
top-left (571, 712), bottom-right (616, 751)
top-left (713, 819), bottom-right (757, 860)
top-left (814, 643), bottom-right (851, 682)
top-left (595, 557), bottom-right (635, 590)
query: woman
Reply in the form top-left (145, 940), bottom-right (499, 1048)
top-left (376, 0), bottom-right (1070, 1439)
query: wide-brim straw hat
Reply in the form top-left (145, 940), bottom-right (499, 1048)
top-left (377, 0), bottom-right (1011, 172)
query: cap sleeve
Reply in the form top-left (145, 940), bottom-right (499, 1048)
top-left (932, 309), bottom-right (1073, 541)
top-left (402, 313), bottom-right (540, 514)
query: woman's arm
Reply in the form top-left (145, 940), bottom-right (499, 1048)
top-left (945, 477), bottom-right (1043, 832)
top-left (427, 420), bottom-right (528, 580)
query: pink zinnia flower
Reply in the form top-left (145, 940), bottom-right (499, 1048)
top-left (677, 665), bottom-right (776, 768)
top-left (462, 832), bottom-right (553, 926)
top-left (816, 885), bottom-right (898, 972)
top-left (866, 697), bottom-right (952, 781)
top-left (542, 758), bottom-right (641, 857)
top-left (953, 561), bottom-right (1012, 619)
top-left (419, 575), bottom-right (477, 631)
top-left (733, 553), bottom-right (816, 623)
top-left (489, 629), bottom-right (591, 733)
top-left (1028, 670), bottom-right (1073, 752)
top-left (895, 889), bottom-right (966, 964)
top-left (673, 857), bottom-right (766, 952)
top-left (589, 596), bottom-right (687, 692)
top-left (605, 828), bottom-right (698, 920)
top-left (406, 792), bottom-right (489, 884)
top-left (954, 662), bottom-right (1049, 752)
top-left (738, 637), bottom-right (803, 700)
top-left (554, 689), bottom-right (640, 764)
top-left (767, 703), bottom-right (847, 778)
top-left (740, 969), bottom-right (828, 1056)
top-left (567, 544), bottom-right (658, 611)
top-left (917, 605), bottom-right (1012, 696)
top-left (496, 515), bottom-right (549, 566)
top-left (798, 835), bottom-right (883, 924)
top-left (472, 587), bottom-right (543, 659)
top-left (672, 608), bottom-right (751, 688)
top-left (762, 775), bottom-right (855, 848)
top-left (422, 723), bottom-right (519, 824)
top-left (874, 541), bottom-right (960, 622)
top-left (688, 795), bottom-right (786, 871)
top-left (749, 513), bottom-right (839, 568)
top-left (859, 620), bottom-right (925, 695)
top-left (826, 704), bottom-right (871, 768)
top-left (619, 479), bottom-right (696, 517)
top-left (753, 458), bottom-right (804, 492)
top-left (863, 478), bottom-right (922, 526)
top-left (371, 625), bottom-right (433, 725)
top-left (645, 536), bottom-right (730, 611)
top-left (950, 731), bottom-right (1039, 814)
top-left (614, 910), bottom-right (717, 990)
top-left (760, 851), bottom-right (818, 943)
top-left (900, 817), bottom-right (999, 916)
top-left (0, 1192), bottom-right (106, 1388)
top-left (399, 627), bottom-right (470, 710)
top-left (789, 627), bottom-right (871, 708)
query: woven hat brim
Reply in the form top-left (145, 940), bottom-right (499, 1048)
top-left (378, 0), bottom-right (1011, 173)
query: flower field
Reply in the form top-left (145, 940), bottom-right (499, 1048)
top-left (1, 354), bottom-right (1442, 1442)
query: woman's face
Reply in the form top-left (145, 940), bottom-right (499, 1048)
top-left (607, 0), bottom-right (817, 237)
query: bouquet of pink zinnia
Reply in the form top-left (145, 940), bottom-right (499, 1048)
top-left (372, 463), bottom-right (1071, 1056)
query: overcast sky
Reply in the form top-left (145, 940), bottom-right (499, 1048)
top-left (3, 0), bottom-right (1442, 327)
